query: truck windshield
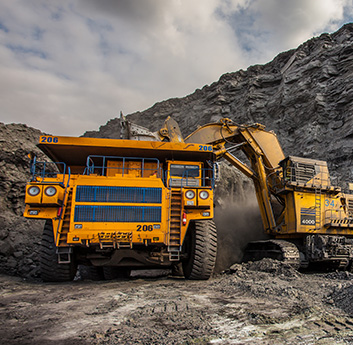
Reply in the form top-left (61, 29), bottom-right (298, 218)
top-left (170, 164), bottom-right (200, 178)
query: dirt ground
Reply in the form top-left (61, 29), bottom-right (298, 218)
top-left (1, 260), bottom-right (353, 345)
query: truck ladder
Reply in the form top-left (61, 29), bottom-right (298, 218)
top-left (56, 188), bottom-right (73, 247)
top-left (168, 189), bottom-right (182, 261)
top-left (315, 188), bottom-right (322, 230)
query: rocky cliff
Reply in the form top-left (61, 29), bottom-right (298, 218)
top-left (85, 23), bottom-right (353, 182)
top-left (0, 123), bottom-right (45, 277)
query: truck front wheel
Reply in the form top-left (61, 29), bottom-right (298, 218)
top-left (40, 220), bottom-right (77, 282)
top-left (182, 220), bottom-right (217, 280)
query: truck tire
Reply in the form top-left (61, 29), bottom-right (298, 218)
top-left (40, 220), bottom-right (77, 282)
top-left (183, 220), bottom-right (217, 280)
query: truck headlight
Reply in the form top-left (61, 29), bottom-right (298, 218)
top-left (185, 190), bottom-right (195, 199)
top-left (28, 186), bottom-right (40, 196)
top-left (199, 191), bottom-right (209, 200)
top-left (45, 186), bottom-right (57, 196)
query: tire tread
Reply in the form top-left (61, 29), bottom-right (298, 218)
top-left (40, 220), bottom-right (77, 282)
top-left (183, 220), bottom-right (217, 280)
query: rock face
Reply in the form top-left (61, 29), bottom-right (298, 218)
top-left (85, 23), bottom-right (353, 183)
top-left (0, 123), bottom-right (45, 277)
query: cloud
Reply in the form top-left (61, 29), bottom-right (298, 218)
top-left (0, 0), bottom-right (352, 135)
top-left (80, 0), bottom-right (168, 27)
top-left (251, 0), bottom-right (351, 47)
top-left (217, 0), bottom-right (353, 62)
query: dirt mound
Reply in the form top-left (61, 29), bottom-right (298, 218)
top-left (324, 271), bottom-right (353, 280)
top-left (330, 284), bottom-right (353, 316)
top-left (246, 258), bottom-right (301, 277)
top-left (0, 122), bottom-right (46, 278)
top-left (227, 258), bottom-right (300, 280)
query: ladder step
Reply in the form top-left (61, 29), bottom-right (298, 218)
top-left (99, 243), bottom-right (115, 249)
top-left (315, 189), bottom-right (321, 230)
top-left (168, 191), bottom-right (182, 261)
top-left (168, 251), bottom-right (180, 261)
top-left (57, 190), bottom-right (73, 245)
top-left (117, 243), bottom-right (132, 249)
top-left (56, 247), bottom-right (72, 263)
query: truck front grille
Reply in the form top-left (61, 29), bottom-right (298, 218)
top-left (76, 186), bottom-right (162, 203)
top-left (74, 205), bottom-right (161, 222)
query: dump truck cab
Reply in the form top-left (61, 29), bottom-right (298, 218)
top-left (24, 135), bottom-right (217, 281)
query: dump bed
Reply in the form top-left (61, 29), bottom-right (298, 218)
top-left (38, 135), bottom-right (214, 172)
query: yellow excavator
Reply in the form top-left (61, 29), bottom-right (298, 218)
top-left (182, 118), bottom-right (353, 269)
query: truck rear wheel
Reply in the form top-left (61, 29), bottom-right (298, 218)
top-left (40, 220), bottom-right (77, 282)
top-left (183, 220), bottom-right (217, 280)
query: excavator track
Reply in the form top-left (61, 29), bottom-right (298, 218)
top-left (243, 239), bottom-right (301, 269)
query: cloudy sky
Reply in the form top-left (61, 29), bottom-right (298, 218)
top-left (0, 0), bottom-right (352, 136)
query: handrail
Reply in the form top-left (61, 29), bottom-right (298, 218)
top-left (30, 160), bottom-right (67, 186)
top-left (84, 155), bottom-right (161, 178)
top-left (66, 167), bottom-right (71, 188)
top-left (55, 166), bottom-right (72, 246)
top-left (324, 209), bottom-right (353, 225)
top-left (268, 166), bottom-right (342, 193)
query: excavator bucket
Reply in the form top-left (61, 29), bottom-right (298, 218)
top-left (158, 116), bottom-right (184, 143)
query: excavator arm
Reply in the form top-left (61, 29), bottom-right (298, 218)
top-left (185, 118), bottom-right (286, 233)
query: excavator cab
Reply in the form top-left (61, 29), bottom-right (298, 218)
top-left (279, 156), bottom-right (331, 189)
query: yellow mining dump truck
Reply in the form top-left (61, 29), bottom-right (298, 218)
top-left (185, 118), bottom-right (353, 270)
top-left (24, 135), bottom-right (217, 281)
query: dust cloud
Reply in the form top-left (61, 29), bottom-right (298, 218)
top-left (214, 194), bottom-right (267, 273)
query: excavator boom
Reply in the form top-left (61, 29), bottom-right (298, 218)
top-left (185, 118), bottom-right (285, 172)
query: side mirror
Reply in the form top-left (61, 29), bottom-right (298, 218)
top-left (213, 162), bottom-right (221, 183)
top-left (27, 152), bottom-right (36, 177)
